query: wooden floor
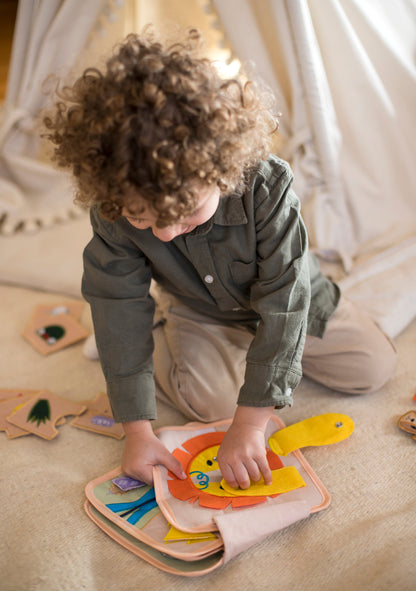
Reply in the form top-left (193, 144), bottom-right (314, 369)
top-left (0, 0), bottom-right (18, 100)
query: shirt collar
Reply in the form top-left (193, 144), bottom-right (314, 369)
top-left (213, 193), bottom-right (248, 226)
top-left (186, 192), bottom-right (247, 237)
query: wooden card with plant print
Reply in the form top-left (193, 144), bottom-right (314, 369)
top-left (23, 304), bottom-right (89, 355)
top-left (6, 390), bottom-right (86, 439)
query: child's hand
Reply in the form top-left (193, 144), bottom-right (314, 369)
top-left (217, 406), bottom-right (274, 490)
top-left (121, 420), bottom-right (186, 486)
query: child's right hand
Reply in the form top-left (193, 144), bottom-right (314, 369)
top-left (121, 420), bottom-right (186, 485)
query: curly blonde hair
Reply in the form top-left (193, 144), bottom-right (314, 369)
top-left (44, 28), bottom-right (278, 225)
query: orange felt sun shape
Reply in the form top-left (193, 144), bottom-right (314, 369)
top-left (167, 431), bottom-right (284, 509)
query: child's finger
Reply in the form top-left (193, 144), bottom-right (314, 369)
top-left (219, 463), bottom-right (240, 489)
top-left (163, 452), bottom-right (187, 480)
top-left (228, 463), bottom-right (252, 490)
top-left (257, 456), bottom-right (273, 485)
top-left (244, 458), bottom-right (262, 483)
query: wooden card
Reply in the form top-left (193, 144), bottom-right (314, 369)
top-left (7, 390), bottom-right (87, 439)
top-left (23, 311), bottom-right (89, 355)
top-left (71, 393), bottom-right (124, 439)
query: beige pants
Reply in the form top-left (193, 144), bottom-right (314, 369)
top-left (153, 291), bottom-right (397, 422)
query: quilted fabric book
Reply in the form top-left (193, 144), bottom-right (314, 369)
top-left (84, 413), bottom-right (353, 576)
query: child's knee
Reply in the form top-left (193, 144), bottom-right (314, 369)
top-left (345, 335), bottom-right (397, 395)
top-left (187, 397), bottom-right (237, 423)
top-left (178, 371), bottom-right (239, 422)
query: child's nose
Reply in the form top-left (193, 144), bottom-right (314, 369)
top-left (152, 225), bottom-right (182, 242)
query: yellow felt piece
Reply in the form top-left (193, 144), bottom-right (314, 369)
top-left (189, 445), bottom-right (220, 474)
top-left (164, 525), bottom-right (217, 544)
top-left (220, 466), bottom-right (306, 497)
top-left (268, 413), bottom-right (354, 456)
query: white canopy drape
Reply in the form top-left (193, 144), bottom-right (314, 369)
top-left (0, 0), bottom-right (128, 234)
top-left (213, 0), bottom-right (416, 265)
top-left (212, 0), bottom-right (416, 336)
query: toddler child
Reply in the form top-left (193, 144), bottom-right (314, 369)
top-left (44, 29), bottom-right (396, 490)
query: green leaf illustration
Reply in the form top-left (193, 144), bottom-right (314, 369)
top-left (27, 399), bottom-right (51, 427)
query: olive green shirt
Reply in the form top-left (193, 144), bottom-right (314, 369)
top-left (82, 156), bottom-right (340, 422)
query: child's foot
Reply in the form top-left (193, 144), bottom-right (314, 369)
top-left (83, 333), bottom-right (99, 360)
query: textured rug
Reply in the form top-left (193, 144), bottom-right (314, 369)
top-left (1, 283), bottom-right (415, 591)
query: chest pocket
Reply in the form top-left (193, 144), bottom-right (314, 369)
top-left (229, 260), bottom-right (258, 291)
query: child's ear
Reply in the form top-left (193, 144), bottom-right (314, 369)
top-left (123, 196), bottom-right (147, 217)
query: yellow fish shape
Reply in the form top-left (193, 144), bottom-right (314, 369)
top-left (220, 414), bottom-right (354, 496)
top-left (268, 413), bottom-right (354, 456)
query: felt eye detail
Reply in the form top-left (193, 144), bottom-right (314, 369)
top-left (335, 422), bottom-right (343, 428)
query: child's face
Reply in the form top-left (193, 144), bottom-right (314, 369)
top-left (122, 184), bottom-right (220, 242)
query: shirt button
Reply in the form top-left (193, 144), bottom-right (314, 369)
top-left (284, 388), bottom-right (292, 397)
top-left (204, 274), bottom-right (214, 284)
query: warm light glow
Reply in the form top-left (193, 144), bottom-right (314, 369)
top-left (213, 57), bottom-right (241, 79)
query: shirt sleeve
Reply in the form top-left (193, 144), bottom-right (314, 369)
top-left (82, 207), bottom-right (157, 422)
top-left (237, 164), bottom-right (310, 409)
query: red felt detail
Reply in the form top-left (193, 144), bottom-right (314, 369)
top-left (197, 493), bottom-right (232, 510)
top-left (171, 448), bottom-right (194, 472)
top-left (181, 431), bottom-right (225, 456)
top-left (168, 479), bottom-right (199, 502)
top-left (231, 495), bottom-right (267, 508)
top-left (266, 448), bottom-right (284, 470)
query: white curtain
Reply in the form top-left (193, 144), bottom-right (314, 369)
top-left (0, 0), bottom-right (128, 235)
top-left (212, 0), bottom-right (416, 336)
top-left (213, 0), bottom-right (416, 266)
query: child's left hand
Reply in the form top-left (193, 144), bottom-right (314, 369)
top-left (216, 405), bottom-right (275, 489)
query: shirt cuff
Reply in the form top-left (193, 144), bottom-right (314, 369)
top-left (238, 363), bottom-right (301, 408)
top-left (106, 372), bottom-right (157, 422)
